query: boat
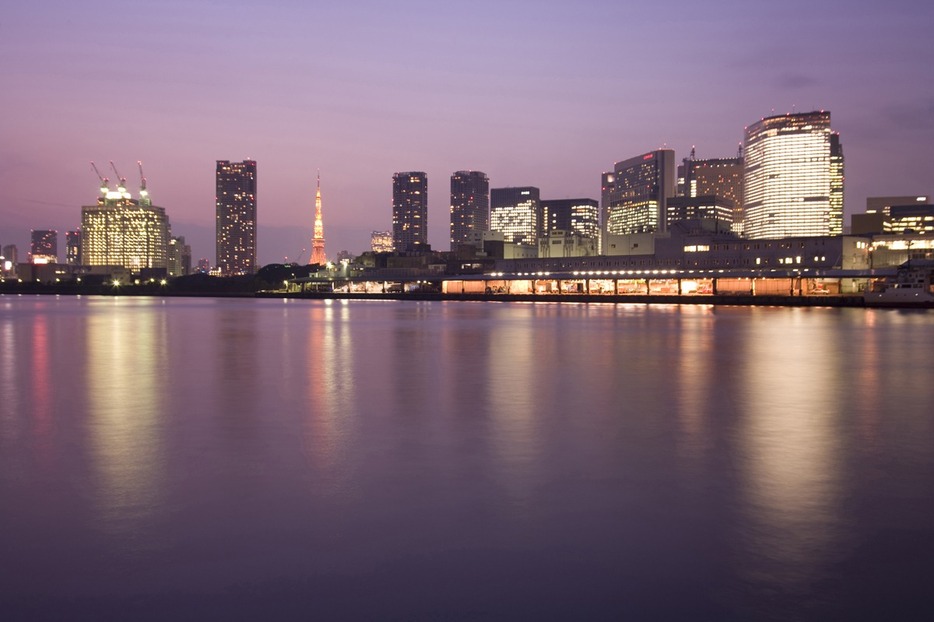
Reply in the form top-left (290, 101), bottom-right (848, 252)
top-left (864, 260), bottom-right (934, 307)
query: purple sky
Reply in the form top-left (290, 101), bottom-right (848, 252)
top-left (2, 0), bottom-right (933, 265)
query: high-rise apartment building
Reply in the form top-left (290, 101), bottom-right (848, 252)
top-left (743, 111), bottom-right (844, 238)
top-left (490, 187), bottom-right (541, 246)
top-left (602, 150), bottom-right (676, 235)
top-left (392, 172), bottom-right (428, 252)
top-left (66, 230), bottom-right (81, 265)
top-left (678, 155), bottom-right (744, 233)
top-left (450, 170), bottom-right (490, 249)
top-left (216, 159), bottom-right (257, 275)
top-left (30, 230), bottom-right (58, 264)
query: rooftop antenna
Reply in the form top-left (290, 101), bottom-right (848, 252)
top-left (690, 145), bottom-right (696, 160)
top-left (737, 142), bottom-right (744, 159)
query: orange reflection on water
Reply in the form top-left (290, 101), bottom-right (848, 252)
top-left (86, 300), bottom-right (167, 534)
top-left (302, 301), bottom-right (355, 481)
top-left (487, 307), bottom-right (540, 508)
top-left (737, 309), bottom-right (845, 589)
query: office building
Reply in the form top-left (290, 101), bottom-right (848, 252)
top-left (450, 170), bottom-right (490, 249)
top-left (490, 187), bottom-right (541, 246)
top-left (666, 196), bottom-right (734, 230)
top-left (679, 155), bottom-right (744, 233)
top-left (81, 177), bottom-right (170, 271)
top-left (168, 236), bottom-right (192, 276)
top-left (30, 230), bottom-right (58, 264)
top-left (392, 172), bottom-right (428, 251)
top-left (371, 231), bottom-right (394, 253)
top-left (216, 159), bottom-right (257, 275)
top-left (743, 111), bottom-right (844, 239)
top-left (2, 244), bottom-right (17, 276)
top-left (866, 195), bottom-right (930, 216)
top-left (65, 230), bottom-right (81, 265)
top-left (541, 198), bottom-right (600, 240)
top-left (602, 150), bottom-right (676, 235)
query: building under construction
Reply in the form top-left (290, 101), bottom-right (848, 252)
top-left (80, 162), bottom-right (170, 273)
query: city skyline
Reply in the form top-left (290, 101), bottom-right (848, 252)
top-left (2, 1), bottom-right (933, 264)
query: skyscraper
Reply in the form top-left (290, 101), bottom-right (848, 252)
top-left (540, 198), bottom-right (600, 240)
top-left (743, 111), bottom-right (844, 238)
top-left (602, 150), bottom-right (676, 235)
top-left (216, 160), bottom-right (257, 275)
top-left (81, 175), bottom-right (170, 271)
top-left (310, 172), bottom-right (326, 265)
top-left (392, 172), bottom-right (428, 252)
top-left (66, 230), bottom-right (81, 265)
top-left (490, 187), bottom-right (540, 245)
top-left (678, 155), bottom-right (745, 233)
top-left (450, 170), bottom-right (490, 249)
top-left (30, 230), bottom-right (58, 264)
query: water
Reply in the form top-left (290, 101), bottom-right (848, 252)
top-left (2, 296), bottom-right (933, 620)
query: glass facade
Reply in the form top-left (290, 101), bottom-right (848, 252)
top-left (603, 150), bottom-right (676, 235)
top-left (743, 111), bottom-right (843, 239)
top-left (541, 198), bottom-right (600, 241)
top-left (679, 157), bottom-right (744, 234)
top-left (216, 160), bottom-right (257, 275)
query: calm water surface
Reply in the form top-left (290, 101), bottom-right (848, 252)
top-left (1, 296), bottom-right (933, 620)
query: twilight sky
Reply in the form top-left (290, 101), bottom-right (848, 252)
top-left (2, 0), bottom-right (933, 265)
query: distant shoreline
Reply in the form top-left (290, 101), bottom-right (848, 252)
top-left (6, 283), bottom-right (933, 309)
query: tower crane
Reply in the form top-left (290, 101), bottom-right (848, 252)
top-left (138, 161), bottom-right (151, 205)
top-left (90, 161), bottom-right (110, 195)
top-left (110, 161), bottom-right (129, 197)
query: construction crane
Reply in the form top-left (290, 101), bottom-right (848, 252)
top-left (110, 161), bottom-right (128, 196)
top-left (138, 161), bottom-right (150, 205)
top-left (90, 161), bottom-right (110, 195)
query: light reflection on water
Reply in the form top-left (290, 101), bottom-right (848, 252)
top-left (1, 297), bottom-right (933, 620)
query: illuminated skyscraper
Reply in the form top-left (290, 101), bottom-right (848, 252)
top-left (490, 187), bottom-right (541, 246)
top-left (310, 171), bottom-right (326, 265)
top-left (81, 174), bottom-right (170, 271)
top-left (30, 230), bottom-right (58, 264)
top-left (743, 111), bottom-right (844, 238)
top-left (540, 198), bottom-right (600, 240)
top-left (392, 172), bottom-right (428, 251)
top-left (602, 150), bottom-right (676, 235)
top-left (450, 170), bottom-right (489, 249)
top-left (678, 154), bottom-right (745, 233)
top-left (216, 159), bottom-right (257, 275)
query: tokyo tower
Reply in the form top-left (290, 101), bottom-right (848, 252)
top-left (311, 171), bottom-right (326, 265)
